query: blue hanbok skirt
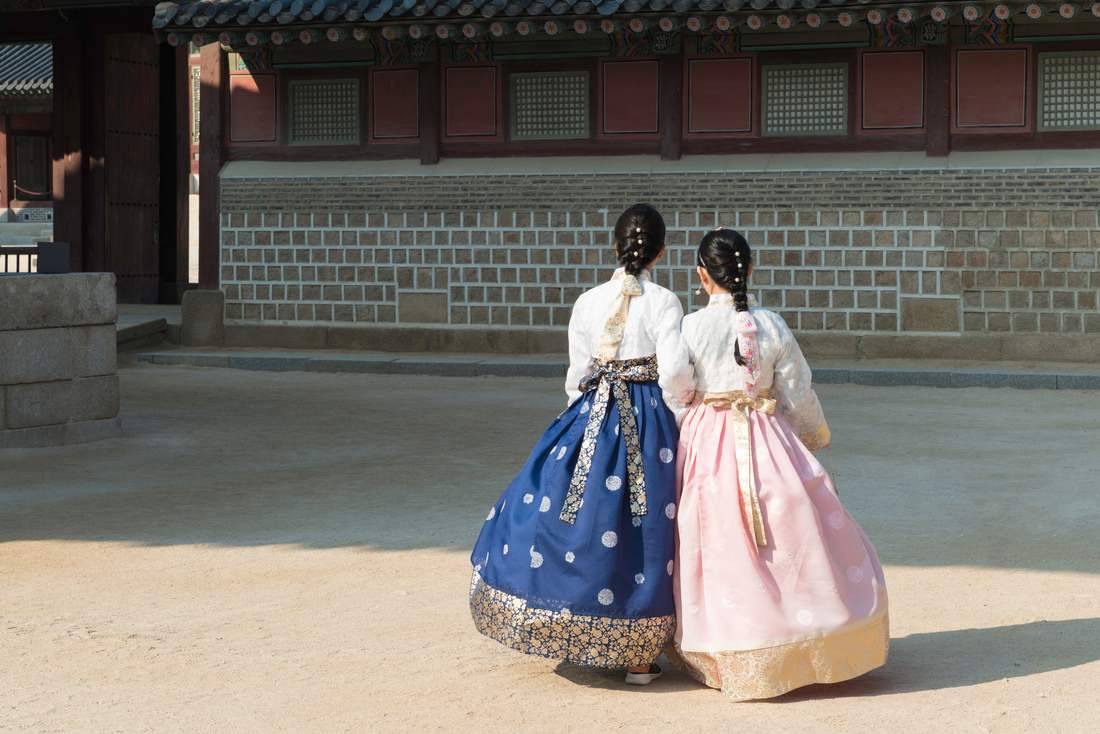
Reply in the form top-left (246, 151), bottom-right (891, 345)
top-left (469, 356), bottom-right (680, 668)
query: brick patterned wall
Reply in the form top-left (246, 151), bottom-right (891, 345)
top-left (218, 167), bottom-right (1100, 347)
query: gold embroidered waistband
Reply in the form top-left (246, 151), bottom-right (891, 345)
top-left (693, 388), bottom-right (776, 550)
top-left (560, 355), bottom-right (658, 525)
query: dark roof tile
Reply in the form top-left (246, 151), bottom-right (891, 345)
top-left (0, 44), bottom-right (51, 98)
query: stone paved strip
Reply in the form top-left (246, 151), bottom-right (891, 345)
top-left (135, 352), bottom-right (1100, 390)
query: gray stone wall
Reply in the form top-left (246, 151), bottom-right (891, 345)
top-left (217, 165), bottom-right (1100, 362)
top-left (0, 273), bottom-right (121, 448)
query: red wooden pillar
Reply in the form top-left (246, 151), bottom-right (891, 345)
top-left (52, 26), bottom-right (85, 271)
top-left (420, 56), bottom-right (441, 166)
top-left (926, 43), bottom-right (951, 157)
top-left (174, 44), bottom-right (191, 290)
top-left (198, 43), bottom-right (227, 290)
top-left (659, 51), bottom-right (684, 162)
top-left (0, 114), bottom-right (9, 212)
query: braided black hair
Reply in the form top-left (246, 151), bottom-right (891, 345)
top-left (698, 228), bottom-right (754, 366)
top-left (613, 203), bottom-right (666, 276)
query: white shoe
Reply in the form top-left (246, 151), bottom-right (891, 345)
top-left (625, 664), bottom-right (662, 686)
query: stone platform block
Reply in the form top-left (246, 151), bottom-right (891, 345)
top-left (0, 324), bottom-right (118, 385)
top-left (0, 273), bottom-right (116, 331)
top-left (5, 375), bottom-right (119, 430)
top-left (0, 417), bottom-right (121, 449)
top-left (181, 289), bottom-right (225, 347)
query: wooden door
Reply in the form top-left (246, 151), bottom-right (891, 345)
top-left (104, 33), bottom-right (160, 303)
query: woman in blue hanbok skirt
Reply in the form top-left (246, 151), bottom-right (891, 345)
top-left (469, 204), bottom-right (695, 683)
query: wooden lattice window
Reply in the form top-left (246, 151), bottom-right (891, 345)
top-left (762, 64), bottom-right (848, 136)
top-left (1039, 51), bottom-right (1100, 131)
top-left (510, 71), bottom-right (589, 140)
top-left (288, 78), bottom-right (360, 145)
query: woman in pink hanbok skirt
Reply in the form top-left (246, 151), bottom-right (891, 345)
top-left (664, 228), bottom-right (888, 701)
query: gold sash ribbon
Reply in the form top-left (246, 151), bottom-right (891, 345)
top-left (695, 388), bottom-right (777, 550)
top-left (560, 355), bottom-right (659, 524)
top-left (596, 271), bottom-right (646, 360)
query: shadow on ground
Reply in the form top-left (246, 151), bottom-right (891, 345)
top-left (2, 365), bottom-right (1099, 574)
top-left (552, 617), bottom-right (1100, 700)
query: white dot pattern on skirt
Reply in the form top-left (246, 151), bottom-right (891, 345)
top-left (650, 397), bottom-right (658, 408)
top-left (602, 531), bottom-right (618, 548)
top-left (556, 446), bottom-right (567, 460)
top-left (659, 447), bottom-right (674, 464)
top-left (598, 589), bottom-right (614, 605)
top-left (632, 516), bottom-right (641, 527)
top-left (605, 476), bottom-right (622, 491)
top-left (539, 496), bottom-right (551, 512)
top-left (486, 507), bottom-right (496, 521)
top-left (635, 573), bottom-right (645, 584)
top-left (530, 550), bottom-right (543, 568)
top-left (665, 503), bottom-right (676, 519)
top-left (523, 494), bottom-right (533, 504)
top-left (503, 544), bottom-right (509, 555)
top-left (565, 552), bottom-right (575, 563)
top-left (667, 560), bottom-right (674, 575)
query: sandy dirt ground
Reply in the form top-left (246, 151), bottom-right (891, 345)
top-left (2, 361), bottom-right (1099, 733)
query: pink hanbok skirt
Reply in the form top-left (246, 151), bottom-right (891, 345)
top-left (665, 399), bottom-right (888, 701)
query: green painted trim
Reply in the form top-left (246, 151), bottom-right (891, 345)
top-left (492, 51), bottom-right (603, 60)
top-left (741, 42), bottom-right (869, 51)
top-left (1016, 35), bottom-right (1100, 42)
top-left (273, 61), bottom-right (376, 69)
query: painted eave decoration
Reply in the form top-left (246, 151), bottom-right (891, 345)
top-left (0, 43), bottom-right (52, 99)
top-left (153, 0), bottom-right (1100, 46)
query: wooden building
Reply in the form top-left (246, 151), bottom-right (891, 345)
top-left (155, 0), bottom-right (1100, 360)
top-left (0, 1), bottom-right (190, 303)
top-left (0, 43), bottom-right (52, 223)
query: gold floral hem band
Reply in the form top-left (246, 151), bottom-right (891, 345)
top-left (469, 570), bottom-right (675, 668)
top-left (664, 611), bottom-right (889, 701)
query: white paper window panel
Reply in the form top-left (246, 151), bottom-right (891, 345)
top-left (510, 71), bottom-right (590, 140)
top-left (289, 79), bottom-right (360, 145)
top-left (1039, 52), bottom-right (1100, 131)
top-left (762, 64), bottom-right (848, 137)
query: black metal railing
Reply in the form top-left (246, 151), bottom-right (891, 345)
top-left (0, 246), bottom-right (38, 274)
top-left (0, 242), bottom-right (69, 275)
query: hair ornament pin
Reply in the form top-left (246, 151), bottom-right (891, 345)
top-left (633, 250), bottom-right (640, 257)
top-left (635, 227), bottom-right (642, 234)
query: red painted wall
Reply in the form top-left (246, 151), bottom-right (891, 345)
top-left (230, 74), bottom-right (277, 143)
top-left (685, 56), bottom-right (755, 136)
top-left (600, 59), bottom-right (660, 137)
top-left (372, 67), bottom-right (420, 141)
top-left (859, 49), bottom-right (924, 132)
top-left (953, 46), bottom-right (1032, 131)
top-left (0, 114), bottom-right (8, 210)
top-left (444, 64), bottom-right (500, 140)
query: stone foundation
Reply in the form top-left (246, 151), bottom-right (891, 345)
top-left (0, 273), bottom-right (121, 449)
top-left (216, 154), bottom-right (1100, 362)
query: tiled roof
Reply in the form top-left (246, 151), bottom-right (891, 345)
top-left (153, 0), bottom-right (891, 30)
top-left (0, 44), bottom-right (51, 98)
